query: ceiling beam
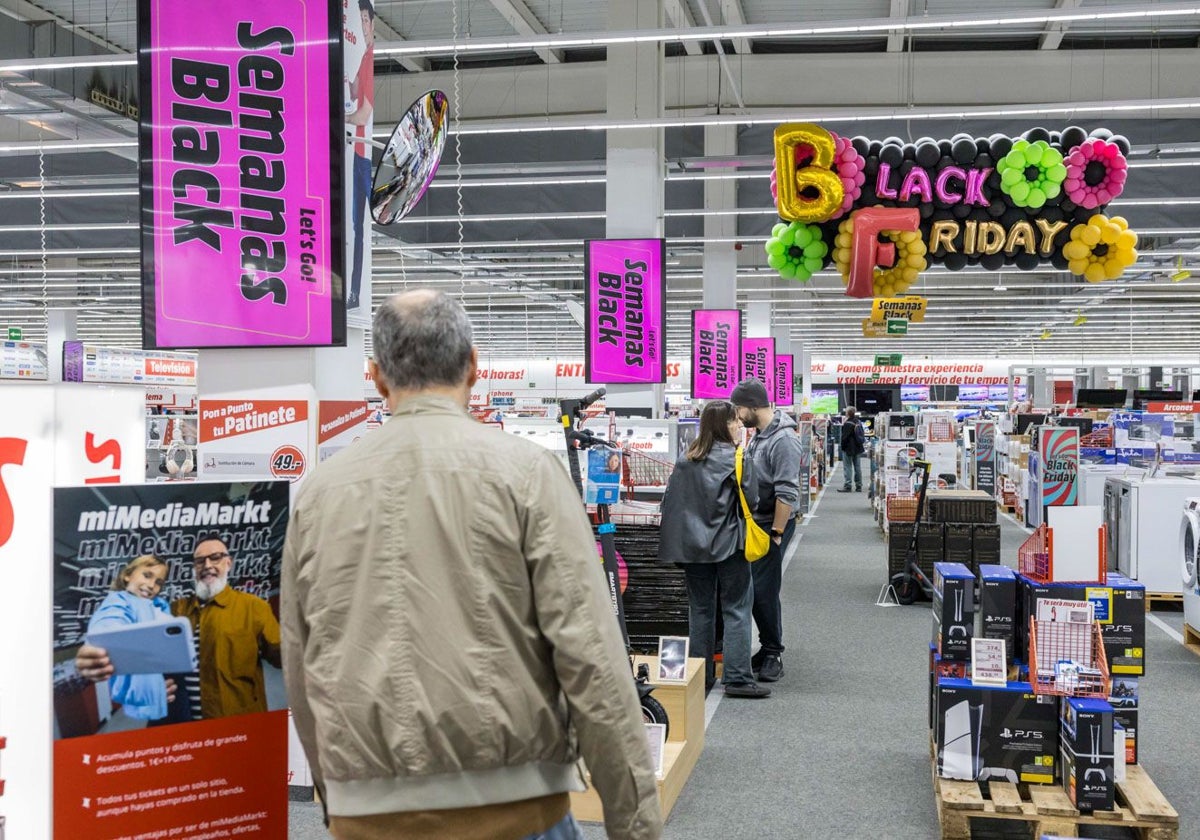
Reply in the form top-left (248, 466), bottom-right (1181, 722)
top-left (371, 14), bottom-right (429, 73)
top-left (887, 0), bottom-right (907, 52)
top-left (0, 0), bottom-right (123, 53)
top-left (717, 0), bottom-right (750, 55)
top-left (662, 0), bottom-right (703, 56)
top-left (1040, 0), bottom-right (1083, 51)
top-left (484, 0), bottom-right (563, 64)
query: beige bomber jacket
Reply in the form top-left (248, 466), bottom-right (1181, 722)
top-left (282, 394), bottom-right (662, 839)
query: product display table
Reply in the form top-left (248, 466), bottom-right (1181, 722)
top-left (571, 655), bottom-right (705, 823)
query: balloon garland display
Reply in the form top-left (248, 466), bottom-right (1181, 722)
top-left (766, 123), bottom-right (1140, 297)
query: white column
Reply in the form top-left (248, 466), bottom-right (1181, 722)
top-left (702, 125), bottom-right (737, 311)
top-left (604, 0), bottom-right (664, 417)
top-left (45, 308), bottom-right (77, 384)
top-left (746, 301), bottom-right (771, 338)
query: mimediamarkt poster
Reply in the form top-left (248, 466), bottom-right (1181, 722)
top-left (52, 482), bottom-right (290, 839)
top-left (138, 0), bottom-right (345, 348)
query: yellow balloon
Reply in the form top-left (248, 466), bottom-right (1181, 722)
top-left (1100, 224), bottom-right (1119, 245)
top-left (773, 123), bottom-right (844, 223)
top-left (1104, 260), bottom-right (1123, 280)
top-left (1084, 263), bottom-right (1107, 283)
top-left (1109, 215), bottom-right (1129, 230)
top-left (1079, 226), bottom-right (1102, 247)
top-left (1087, 214), bottom-right (1108, 228)
top-left (1063, 241), bottom-right (1090, 261)
top-left (1116, 230), bottom-right (1138, 250)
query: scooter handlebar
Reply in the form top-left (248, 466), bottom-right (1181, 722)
top-left (578, 387), bottom-right (607, 411)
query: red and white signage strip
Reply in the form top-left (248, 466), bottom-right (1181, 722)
top-left (0, 384), bottom-right (145, 839)
top-left (198, 397), bottom-right (312, 483)
top-left (1147, 401), bottom-right (1200, 414)
top-left (63, 343), bottom-right (198, 387)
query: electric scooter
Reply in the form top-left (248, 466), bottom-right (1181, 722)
top-left (560, 388), bottom-right (669, 735)
top-left (890, 459), bottom-right (935, 605)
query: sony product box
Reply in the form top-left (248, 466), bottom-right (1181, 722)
top-left (978, 564), bottom-right (1017, 661)
top-left (944, 523), bottom-right (974, 568)
top-left (972, 523), bottom-right (1002, 567)
top-left (1109, 676), bottom-right (1139, 765)
top-left (935, 679), bottom-right (1058, 784)
top-left (1060, 697), bottom-right (1115, 813)
top-left (1017, 574), bottom-right (1145, 675)
top-left (933, 563), bottom-right (975, 661)
top-left (929, 643), bottom-right (969, 730)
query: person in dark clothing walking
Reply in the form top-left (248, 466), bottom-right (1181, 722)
top-left (730, 378), bottom-right (802, 683)
top-left (659, 401), bottom-right (769, 698)
top-left (838, 406), bottom-right (866, 492)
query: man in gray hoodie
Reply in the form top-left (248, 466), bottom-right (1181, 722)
top-left (730, 378), bottom-right (802, 682)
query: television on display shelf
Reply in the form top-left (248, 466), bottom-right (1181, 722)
top-left (1056, 417), bottom-right (1095, 435)
top-left (1015, 413), bottom-right (1048, 435)
top-left (1133, 389), bottom-right (1183, 410)
top-left (901, 384), bottom-right (930, 403)
top-left (930, 385), bottom-right (959, 402)
top-left (844, 387), bottom-right (896, 415)
top-left (810, 388), bottom-right (840, 414)
top-left (990, 384), bottom-right (1025, 402)
top-left (1193, 389), bottom-right (1200, 402)
top-left (957, 384), bottom-right (990, 402)
top-left (1076, 388), bottom-right (1129, 409)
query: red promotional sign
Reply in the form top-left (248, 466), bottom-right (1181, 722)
top-left (317, 400), bottom-right (369, 445)
top-left (54, 711), bottom-right (287, 839)
top-left (145, 357), bottom-right (197, 379)
top-left (584, 239), bottom-right (666, 384)
top-left (690, 310), bottom-right (741, 400)
top-left (1147, 401), bottom-right (1200, 414)
top-left (199, 400), bottom-right (309, 443)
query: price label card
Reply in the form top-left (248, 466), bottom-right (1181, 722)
top-left (971, 638), bottom-right (1007, 686)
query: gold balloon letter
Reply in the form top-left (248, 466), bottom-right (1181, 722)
top-left (773, 123), bottom-right (844, 223)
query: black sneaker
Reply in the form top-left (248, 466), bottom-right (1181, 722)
top-left (757, 654), bottom-right (784, 682)
top-left (750, 649), bottom-right (766, 671)
top-left (855, 486), bottom-right (863, 492)
top-left (724, 682), bottom-right (771, 698)
top-left (836, 487), bottom-right (852, 493)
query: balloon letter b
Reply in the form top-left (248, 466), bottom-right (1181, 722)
top-left (846, 207), bottom-right (921, 299)
top-left (773, 123), bottom-right (844, 223)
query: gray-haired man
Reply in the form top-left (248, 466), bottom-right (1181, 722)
top-left (282, 290), bottom-right (662, 840)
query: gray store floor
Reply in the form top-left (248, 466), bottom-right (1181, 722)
top-left (289, 485), bottom-right (1200, 839)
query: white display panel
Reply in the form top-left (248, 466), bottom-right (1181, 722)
top-left (62, 343), bottom-right (197, 387)
top-left (0, 341), bottom-right (48, 381)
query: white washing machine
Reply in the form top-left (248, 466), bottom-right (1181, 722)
top-left (1106, 476), bottom-right (1200, 593)
top-left (1182, 498), bottom-right (1200, 629)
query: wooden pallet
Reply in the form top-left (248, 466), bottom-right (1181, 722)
top-left (933, 764), bottom-right (1179, 839)
top-left (1185, 623), bottom-right (1200, 659)
top-left (1146, 591), bottom-right (1184, 611)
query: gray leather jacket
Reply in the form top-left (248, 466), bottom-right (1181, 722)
top-left (658, 442), bottom-right (757, 565)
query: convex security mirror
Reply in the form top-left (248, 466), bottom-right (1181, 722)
top-left (370, 90), bottom-right (449, 224)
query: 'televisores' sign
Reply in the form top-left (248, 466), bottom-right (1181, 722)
top-left (584, 239), bottom-right (666, 384)
top-left (139, 0), bottom-right (345, 348)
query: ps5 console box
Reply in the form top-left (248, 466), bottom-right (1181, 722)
top-left (1109, 676), bottom-right (1139, 765)
top-left (935, 679), bottom-right (1058, 783)
top-left (929, 643), bottom-right (969, 730)
top-left (1016, 574), bottom-right (1146, 675)
top-left (1060, 697), bottom-right (1115, 813)
top-left (933, 563), bottom-right (976, 661)
top-left (978, 564), bottom-right (1017, 662)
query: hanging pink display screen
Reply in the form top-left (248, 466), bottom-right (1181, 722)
top-left (584, 239), bottom-right (666, 384)
top-left (691, 310), bottom-right (741, 399)
top-left (138, 0), bottom-right (345, 348)
top-left (775, 354), bottom-right (794, 405)
top-left (741, 337), bottom-right (775, 386)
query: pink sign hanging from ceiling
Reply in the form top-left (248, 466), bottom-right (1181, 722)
top-left (690, 310), bottom-right (741, 400)
top-left (584, 239), bottom-right (666, 384)
top-left (139, 0), bottom-right (345, 348)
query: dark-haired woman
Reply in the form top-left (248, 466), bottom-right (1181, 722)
top-left (659, 401), bottom-right (770, 698)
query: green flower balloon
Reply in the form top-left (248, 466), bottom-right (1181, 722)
top-left (764, 221), bottom-right (827, 282)
top-left (996, 139), bottom-right (1068, 209)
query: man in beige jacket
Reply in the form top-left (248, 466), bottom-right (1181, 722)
top-left (282, 290), bottom-right (662, 840)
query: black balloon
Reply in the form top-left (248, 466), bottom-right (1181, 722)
top-left (868, 140), bottom-right (883, 157)
top-left (919, 203), bottom-right (935, 220)
top-left (1015, 252), bottom-right (1041, 271)
top-left (1060, 126), bottom-right (1088, 151)
top-left (990, 135), bottom-right (1013, 159)
top-left (944, 252), bottom-right (969, 271)
top-left (1059, 198), bottom-right (1076, 215)
top-left (975, 137), bottom-right (991, 156)
top-left (1089, 127), bottom-right (1113, 141)
top-left (880, 144), bottom-right (904, 167)
top-left (1024, 126), bottom-right (1051, 144)
top-left (981, 252), bottom-right (1006, 271)
top-left (975, 153), bottom-right (993, 170)
top-left (1050, 251), bottom-right (1070, 271)
top-left (1040, 205), bottom-right (1064, 224)
top-left (986, 170), bottom-right (1001, 191)
top-left (951, 132), bottom-right (972, 144)
top-left (851, 136), bottom-right (871, 157)
top-left (883, 136), bottom-right (904, 148)
top-left (1112, 135), bottom-right (1131, 156)
top-left (952, 138), bottom-right (977, 165)
top-left (953, 204), bottom-right (972, 220)
top-left (938, 139), bottom-right (953, 157)
top-left (916, 142), bottom-right (941, 168)
top-left (1049, 131), bottom-right (1062, 146)
top-left (902, 143), bottom-right (918, 161)
top-left (987, 198), bottom-right (1007, 218)
top-left (1001, 208), bottom-right (1025, 228)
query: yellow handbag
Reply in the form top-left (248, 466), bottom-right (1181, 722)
top-left (735, 446), bottom-right (772, 562)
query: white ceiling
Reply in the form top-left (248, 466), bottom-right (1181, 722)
top-left (1, 0), bottom-right (1200, 360)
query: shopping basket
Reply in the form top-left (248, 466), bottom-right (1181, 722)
top-left (1028, 617), bottom-right (1111, 698)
